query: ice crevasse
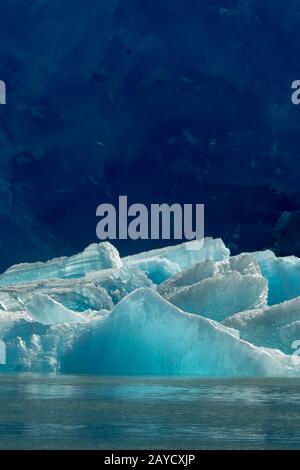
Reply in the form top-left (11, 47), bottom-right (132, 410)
top-left (0, 237), bottom-right (300, 376)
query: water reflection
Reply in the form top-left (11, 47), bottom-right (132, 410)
top-left (0, 375), bottom-right (299, 449)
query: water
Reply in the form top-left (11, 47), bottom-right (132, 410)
top-left (0, 374), bottom-right (299, 450)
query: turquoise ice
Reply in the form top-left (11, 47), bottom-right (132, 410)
top-left (0, 238), bottom-right (299, 376)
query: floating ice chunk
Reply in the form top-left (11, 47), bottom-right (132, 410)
top-left (0, 242), bottom-right (122, 286)
top-left (252, 250), bottom-right (300, 305)
top-left (61, 288), bottom-right (297, 376)
top-left (25, 294), bottom-right (88, 325)
top-left (124, 238), bottom-right (230, 282)
top-left (158, 254), bottom-right (267, 321)
top-left (222, 296), bottom-right (300, 354)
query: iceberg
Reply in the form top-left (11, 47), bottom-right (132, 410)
top-left (0, 238), bottom-right (299, 376)
top-left (0, 266), bottom-right (151, 313)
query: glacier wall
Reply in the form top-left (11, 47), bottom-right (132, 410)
top-left (1, 0), bottom-right (300, 273)
top-left (0, 237), bottom-right (299, 376)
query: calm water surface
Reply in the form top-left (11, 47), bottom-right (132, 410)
top-left (0, 374), bottom-right (299, 450)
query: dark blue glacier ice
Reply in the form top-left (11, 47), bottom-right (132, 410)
top-left (0, 238), bottom-right (300, 376)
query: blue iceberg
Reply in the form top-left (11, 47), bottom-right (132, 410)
top-left (0, 238), bottom-right (299, 376)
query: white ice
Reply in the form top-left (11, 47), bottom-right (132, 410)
top-left (158, 254), bottom-right (267, 321)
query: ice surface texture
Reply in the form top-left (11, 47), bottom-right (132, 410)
top-left (158, 254), bottom-right (268, 321)
top-left (252, 250), bottom-right (300, 305)
top-left (223, 297), bottom-right (300, 354)
top-left (0, 238), bottom-right (300, 376)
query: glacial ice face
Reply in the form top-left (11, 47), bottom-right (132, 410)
top-left (253, 250), bottom-right (300, 305)
top-left (0, 237), bottom-right (299, 376)
top-left (158, 254), bottom-right (267, 321)
top-left (223, 296), bottom-right (300, 354)
top-left (0, 242), bottom-right (122, 286)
